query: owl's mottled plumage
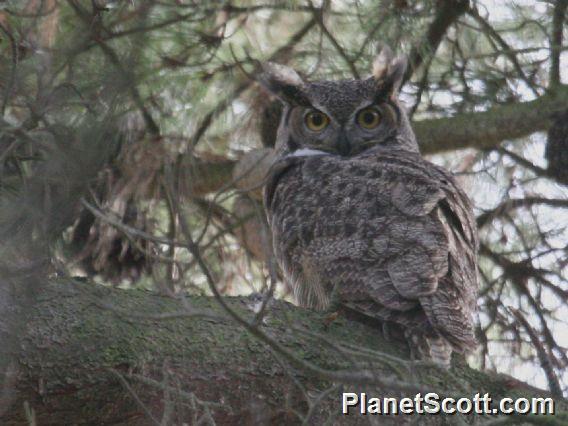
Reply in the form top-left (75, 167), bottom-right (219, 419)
top-left (261, 49), bottom-right (479, 366)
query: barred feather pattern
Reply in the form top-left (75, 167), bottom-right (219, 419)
top-left (265, 146), bottom-right (479, 364)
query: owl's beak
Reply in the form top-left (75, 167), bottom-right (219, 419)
top-left (336, 131), bottom-right (351, 156)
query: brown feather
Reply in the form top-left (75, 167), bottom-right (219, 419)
top-left (265, 147), bottom-right (479, 360)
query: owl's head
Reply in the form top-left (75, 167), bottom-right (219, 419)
top-left (259, 47), bottom-right (418, 157)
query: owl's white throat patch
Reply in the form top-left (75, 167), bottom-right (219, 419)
top-left (288, 148), bottom-right (329, 158)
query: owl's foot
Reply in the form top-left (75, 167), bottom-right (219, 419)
top-left (404, 329), bottom-right (452, 368)
top-left (321, 283), bottom-right (344, 328)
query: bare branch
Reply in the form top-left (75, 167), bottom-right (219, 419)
top-left (405, 0), bottom-right (469, 84)
top-left (509, 308), bottom-right (563, 398)
top-left (415, 84), bottom-right (568, 154)
top-left (550, 0), bottom-right (568, 88)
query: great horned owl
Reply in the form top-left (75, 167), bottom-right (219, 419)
top-left (260, 48), bottom-right (479, 366)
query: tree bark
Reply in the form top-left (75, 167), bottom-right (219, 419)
top-left (415, 85), bottom-right (568, 154)
top-left (1, 278), bottom-right (566, 425)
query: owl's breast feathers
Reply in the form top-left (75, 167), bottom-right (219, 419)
top-left (264, 148), bottom-right (479, 353)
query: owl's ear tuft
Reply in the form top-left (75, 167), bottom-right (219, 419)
top-left (372, 46), bottom-right (407, 99)
top-left (259, 62), bottom-right (311, 106)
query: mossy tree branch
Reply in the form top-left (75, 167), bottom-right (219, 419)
top-left (416, 85), bottom-right (568, 155)
top-left (1, 279), bottom-right (566, 425)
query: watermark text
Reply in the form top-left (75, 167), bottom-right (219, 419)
top-left (342, 392), bottom-right (555, 415)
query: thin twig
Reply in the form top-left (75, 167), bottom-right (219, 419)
top-left (0, 21), bottom-right (18, 116)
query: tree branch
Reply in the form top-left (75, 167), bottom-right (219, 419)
top-left (415, 84), bottom-right (568, 154)
top-left (404, 0), bottom-right (469, 84)
top-left (1, 279), bottom-right (566, 424)
top-left (468, 7), bottom-right (540, 97)
top-left (550, 0), bottom-right (568, 88)
top-left (477, 197), bottom-right (568, 229)
top-left (510, 308), bottom-right (564, 398)
top-left (189, 17), bottom-right (317, 150)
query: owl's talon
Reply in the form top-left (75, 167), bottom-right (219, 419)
top-left (323, 310), bottom-right (340, 326)
top-left (325, 312), bottom-right (339, 325)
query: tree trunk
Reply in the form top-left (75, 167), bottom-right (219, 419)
top-left (1, 278), bottom-right (565, 425)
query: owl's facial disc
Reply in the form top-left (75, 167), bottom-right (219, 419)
top-left (335, 129), bottom-right (351, 156)
top-left (302, 110), bottom-right (361, 156)
top-left (260, 51), bottom-right (420, 156)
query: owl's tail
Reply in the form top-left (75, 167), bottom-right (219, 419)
top-left (427, 337), bottom-right (453, 367)
top-left (405, 331), bottom-right (453, 368)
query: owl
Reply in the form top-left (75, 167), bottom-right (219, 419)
top-left (260, 48), bottom-right (479, 366)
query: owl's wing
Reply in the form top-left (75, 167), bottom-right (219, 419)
top-left (264, 155), bottom-right (328, 306)
top-left (339, 153), bottom-right (478, 351)
top-left (384, 164), bottom-right (478, 299)
top-left (266, 151), bottom-right (478, 351)
top-left (384, 176), bottom-right (448, 299)
top-left (418, 166), bottom-right (479, 351)
top-left (264, 155), bottom-right (303, 214)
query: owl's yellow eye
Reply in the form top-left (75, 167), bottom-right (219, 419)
top-left (357, 108), bottom-right (381, 129)
top-left (305, 111), bottom-right (330, 132)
